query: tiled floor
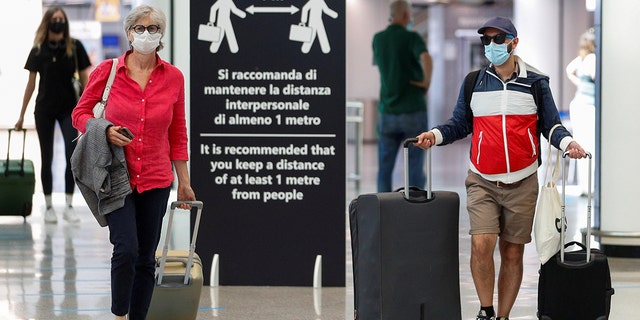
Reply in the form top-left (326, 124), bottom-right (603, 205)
top-left (1, 129), bottom-right (639, 319)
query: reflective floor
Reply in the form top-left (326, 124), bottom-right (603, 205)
top-left (1, 129), bottom-right (639, 319)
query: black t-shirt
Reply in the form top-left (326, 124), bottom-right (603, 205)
top-left (24, 38), bottom-right (91, 116)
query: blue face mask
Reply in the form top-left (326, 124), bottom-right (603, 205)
top-left (484, 41), bottom-right (512, 66)
top-left (407, 20), bottom-right (414, 31)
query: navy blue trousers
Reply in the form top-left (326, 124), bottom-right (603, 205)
top-left (105, 187), bottom-right (170, 319)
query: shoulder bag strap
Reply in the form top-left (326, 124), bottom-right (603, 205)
top-left (75, 58), bottom-right (119, 141)
top-left (101, 58), bottom-right (118, 104)
top-left (73, 39), bottom-right (79, 75)
top-left (544, 124), bottom-right (562, 185)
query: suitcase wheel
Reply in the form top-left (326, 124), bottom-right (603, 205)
top-left (22, 202), bottom-right (32, 217)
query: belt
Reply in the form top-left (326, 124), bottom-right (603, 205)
top-left (494, 180), bottom-right (523, 189)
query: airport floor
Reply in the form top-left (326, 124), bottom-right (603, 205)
top-left (1, 129), bottom-right (640, 319)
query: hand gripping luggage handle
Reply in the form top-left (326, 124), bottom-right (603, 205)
top-left (157, 200), bottom-right (203, 286)
top-left (561, 151), bottom-right (592, 263)
top-left (5, 129), bottom-right (28, 177)
top-left (403, 138), bottom-right (431, 200)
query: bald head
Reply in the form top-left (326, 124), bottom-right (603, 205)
top-left (389, 0), bottom-right (411, 25)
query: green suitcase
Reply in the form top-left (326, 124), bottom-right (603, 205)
top-left (0, 129), bottom-right (35, 220)
top-left (147, 201), bottom-right (204, 320)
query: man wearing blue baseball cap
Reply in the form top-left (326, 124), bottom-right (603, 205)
top-left (414, 16), bottom-right (587, 320)
top-left (477, 16), bottom-right (519, 69)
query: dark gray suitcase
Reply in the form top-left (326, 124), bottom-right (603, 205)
top-left (0, 129), bottom-right (35, 220)
top-left (349, 138), bottom-right (461, 320)
top-left (537, 152), bottom-right (614, 319)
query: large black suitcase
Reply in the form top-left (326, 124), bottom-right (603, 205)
top-left (0, 129), bottom-right (35, 220)
top-left (349, 138), bottom-right (461, 320)
top-left (537, 152), bottom-right (615, 319)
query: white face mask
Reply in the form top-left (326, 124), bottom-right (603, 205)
top-left (131, 31), bottom-right (161, 54)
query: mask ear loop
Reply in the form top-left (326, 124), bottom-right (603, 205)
top-left (505, 38), bottom-right (515, 55)
top-left (505, 34), bottom-right (517, 53)
top-left (127, 29), bottom-right (135, 50)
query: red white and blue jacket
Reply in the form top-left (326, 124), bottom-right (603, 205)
top-left (432, 56), bottom-right (575, 184)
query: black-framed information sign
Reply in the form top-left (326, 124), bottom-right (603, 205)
top-left (189, 0), bottom-right (345, 286)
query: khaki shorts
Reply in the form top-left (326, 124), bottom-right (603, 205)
top-left (464, 170), bottom-right (539, 244)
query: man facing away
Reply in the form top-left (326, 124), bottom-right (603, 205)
top-left (414, 17), bottom-right (587, 320)
top-left (373, 0), bottom-right (432, 192)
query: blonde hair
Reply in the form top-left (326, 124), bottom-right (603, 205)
top-left (579, 27), bottom-right (596, 54)
top-left (34, 6), bottom-right (74, 57)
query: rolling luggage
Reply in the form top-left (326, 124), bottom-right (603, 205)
top-left (537, 152), bottom-right (615, 319)
top-left (349, 138), bottom-right (461, 320)
top-left (0, 129), bottom-right (35, 220)
top-left (147, 201), bottom-right (204, 320)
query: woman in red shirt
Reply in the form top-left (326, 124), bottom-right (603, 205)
top-left (72, 5), bottom-right (195, 320)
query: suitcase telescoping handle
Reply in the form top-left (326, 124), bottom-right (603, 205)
top-left (157, 200), bottom-right (203, 286)
top-left (403, 138), bottom-right (431, 200)
top-left (560, 151), bottom-right (592, 263)
top-left (5, 128), bottom-right (28, 177)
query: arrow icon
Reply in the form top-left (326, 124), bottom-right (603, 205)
top-left (246, 5), bottom-right (299, 15)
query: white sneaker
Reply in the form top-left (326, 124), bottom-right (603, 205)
top-left (44, 207), bottom-right (57, 224)
top-left (476, 310), bottom-right (496, 320)
top-left (63, 206), bottom-right (80, 223)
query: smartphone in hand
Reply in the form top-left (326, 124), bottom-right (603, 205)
top-left (118, 127), bottom-right (134, 139)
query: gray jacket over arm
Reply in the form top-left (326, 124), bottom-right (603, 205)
top-left (71, 118), bottom-right (132, 227)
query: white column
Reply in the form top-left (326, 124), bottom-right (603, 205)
top-left (599, 1), bottom-right (640, 246)
top-left (513, 0), bottom-right (562, 97)
top-left (346, 0), bottom-right (387, 100)
top-left (0, 0), bottom-right (41, 128)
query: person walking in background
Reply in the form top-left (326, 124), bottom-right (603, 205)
top-left (15, 6), bottom-right (91, 224)
top-left (71, 5), bottom-right (196, 320)
top-left (414, 17), bottom-right (587, 320)
top-left (566, 28), bottom-right (596, 197)
top-left (373, 0), bottom-right (432, 192)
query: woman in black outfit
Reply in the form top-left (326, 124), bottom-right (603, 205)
top-left (15, 6), bottom-right (92, 224)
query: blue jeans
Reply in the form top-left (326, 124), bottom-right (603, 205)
top-left (105, 187), bottom-right (171, 319)
top-left (377, 111), bottom-right (428, 192)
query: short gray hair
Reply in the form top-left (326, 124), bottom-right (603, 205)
top-left (390, 0), bottom-right (411, 19)
top-left (123, 4), bottom-right (166, 51)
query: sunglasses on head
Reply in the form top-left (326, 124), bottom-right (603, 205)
top-left (480, 33), bottom-right (514, 46)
